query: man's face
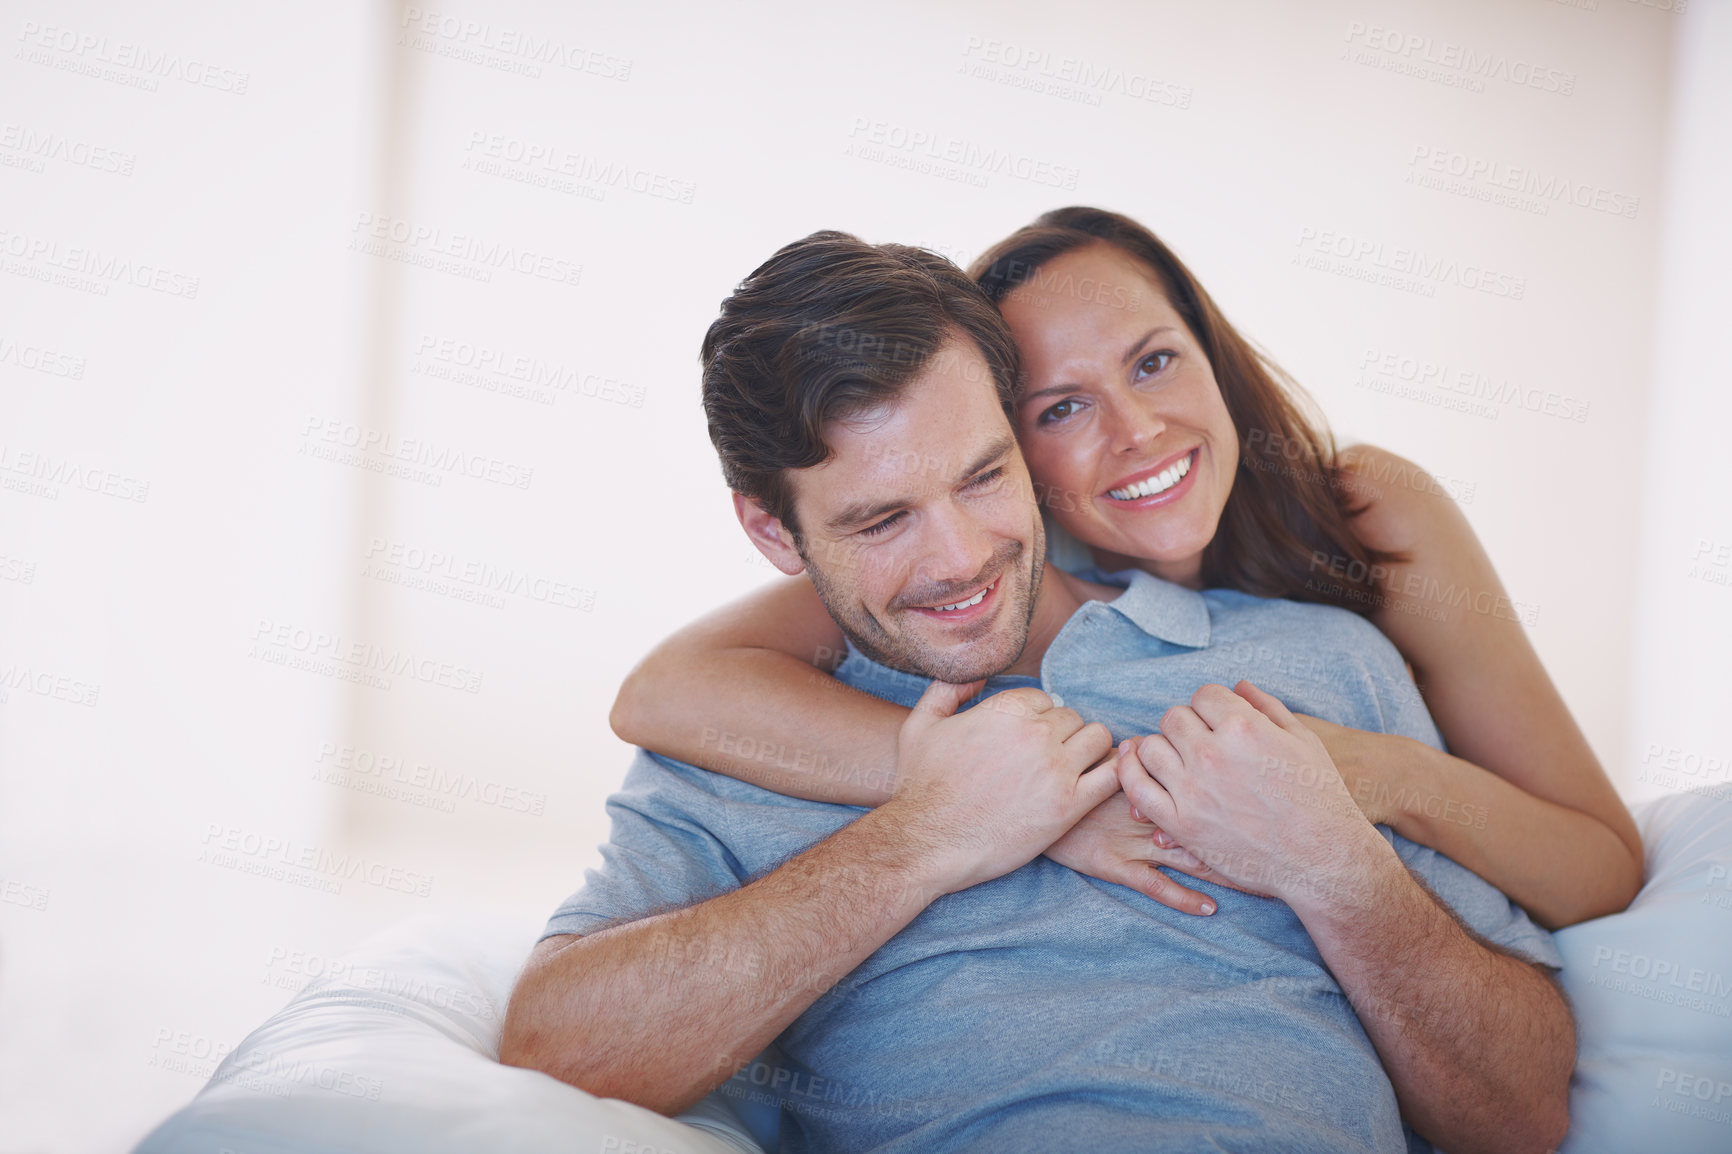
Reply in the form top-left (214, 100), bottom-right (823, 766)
top-left (783, 337), bottom-right (1046, 683)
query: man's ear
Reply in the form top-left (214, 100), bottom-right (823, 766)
top-left (734, 493), bottom-right (807, 576)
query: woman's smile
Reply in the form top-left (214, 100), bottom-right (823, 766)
top-left (1102, 446), bottom-right (1199, 505)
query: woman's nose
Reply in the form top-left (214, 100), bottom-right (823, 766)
top-left (1105, 391), bottom-right (1166, 454)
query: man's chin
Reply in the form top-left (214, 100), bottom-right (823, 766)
top-left (848, 625), bottom-right (1026, 686)
top-left (909, 648), bottom-right (1017, 686)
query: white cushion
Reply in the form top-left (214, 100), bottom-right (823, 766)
top-left (1555, 788), bottom-right (1732, 1152)
top-left (133, 913), bottom-right (765, 1154)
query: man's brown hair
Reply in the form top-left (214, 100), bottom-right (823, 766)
top-left (702, 230), bottom-right (1020, 539)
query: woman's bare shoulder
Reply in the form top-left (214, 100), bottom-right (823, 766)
top-left (1337, 442), bottom-right (1474, 557)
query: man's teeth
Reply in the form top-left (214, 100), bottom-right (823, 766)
top-left (1108, 452), bottom-right (1192, 501)
top-left (932, 585), bottom-right (990, 613)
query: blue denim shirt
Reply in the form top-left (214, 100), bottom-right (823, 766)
top-left (545, 570), bottom-right (1559, 1153)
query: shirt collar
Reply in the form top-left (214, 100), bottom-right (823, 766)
top-left (1087, 567), bottom-right (1212, 649)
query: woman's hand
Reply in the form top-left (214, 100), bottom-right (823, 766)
top-left (1044, 791), bottom-right (1225, 916)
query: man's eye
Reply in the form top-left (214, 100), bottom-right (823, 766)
top-left (968, 466), bottom-right (1006, 489)
top-left (858, 512), bottom-right (904, 537)
top-left (1137, 351), bottom-right (1175, 379)
top-left (1039, 399), bottom-right (1081, 426)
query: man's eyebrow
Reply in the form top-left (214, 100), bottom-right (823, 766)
top-left (824, 435), bottom-right (1016, 533)
top-left (1020, 327), bottom-right (1180, 405)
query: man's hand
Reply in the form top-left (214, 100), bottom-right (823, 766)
top-left (886, 681), bottom-right (1121, 894)
top-left (1115, 680), bottom-right (1399, 910)
top-left (1045, 791), bottom-right (1222, 915)
top-left (1119, 682), bottom-right (1575, 1151)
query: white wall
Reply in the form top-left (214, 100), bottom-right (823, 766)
top-left (1625, 0), bottom-right (1732, 804)
top-left (0, 1), bottom-right (1715, 1149)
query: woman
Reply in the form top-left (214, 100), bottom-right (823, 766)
top-left (612, 207), bottom-right (1641, 929)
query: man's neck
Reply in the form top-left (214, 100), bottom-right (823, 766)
top-left (1002, 568), bottom-right (1124, 678)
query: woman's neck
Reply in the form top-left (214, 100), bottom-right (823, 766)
top-left (1089, 547), bottom-right (1205, 591)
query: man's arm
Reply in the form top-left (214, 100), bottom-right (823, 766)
top-left (501, 681), bottom-right (1118, 1116)
top-left (1286, 848), bottom-right (1573, 1154)
top-left (1117, 682), bottom-right (1573, 1154)
top-left (503, 806), bottom-right (954, 1115)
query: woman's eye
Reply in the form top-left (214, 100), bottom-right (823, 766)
top-left (1136, 351), bottom-right (1175, 379)
top-left (1039, 398), bottom-right (1081, 425)
top-left (859, 512), bottom-right (904, 537)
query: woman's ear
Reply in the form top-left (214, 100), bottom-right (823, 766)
top-left (733, 492), bottom-right (806, 576)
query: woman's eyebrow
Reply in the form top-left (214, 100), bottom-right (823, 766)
top-left (1022, 383), bottom-right (1073, 404)
top-left (1120, 326), bottom-right (1178, 366)
top-left (1021, 325), bottom-right (1183, 406)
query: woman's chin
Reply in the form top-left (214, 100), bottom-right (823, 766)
top-left (1071, 529), bottom-right (1210, 579)
top-left (1056, 491), bottom-right (1219, 566)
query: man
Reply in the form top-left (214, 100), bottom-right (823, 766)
top-left (501, 233), bottom-right (1574, 1153)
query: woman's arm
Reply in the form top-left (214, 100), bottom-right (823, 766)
top-left (610, 576), bottom-right (904, 805)
top-left (1324, 444), bottom-right (1643, 928)
top-left (611, 575), bottom-right (1220, 915)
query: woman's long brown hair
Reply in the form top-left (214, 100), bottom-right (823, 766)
top-left (970, 206), bottom-right (1400, 616)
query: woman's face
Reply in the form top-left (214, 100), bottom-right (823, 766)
top-left (1000, 242), bottom-right (1238, 588)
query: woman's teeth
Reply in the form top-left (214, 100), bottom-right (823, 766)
top-left (1108, 452), bottom-right (1192, 501)
top-left (933, 584), bottom-right (991, 612)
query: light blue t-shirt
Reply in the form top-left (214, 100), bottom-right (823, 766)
top-left (544, 570), bottom-right (1560, 1153)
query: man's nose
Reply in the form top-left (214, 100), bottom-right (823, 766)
top-left (916, 502), bottom-right (996, 587)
